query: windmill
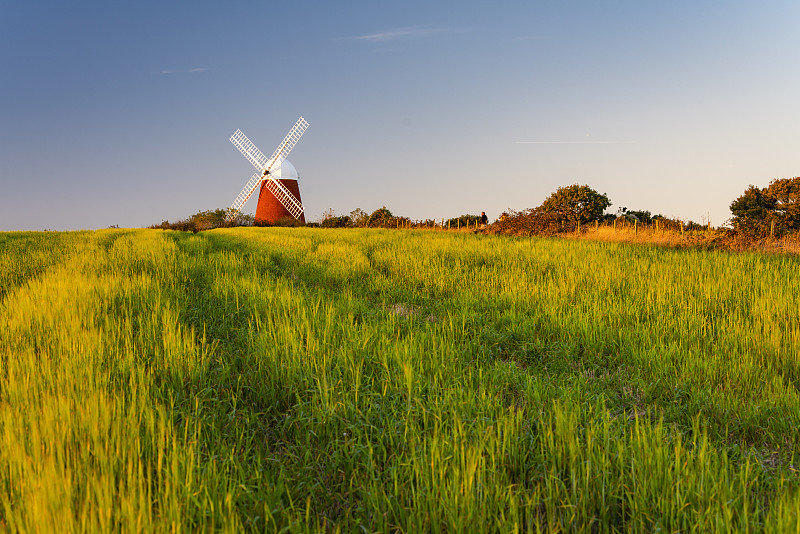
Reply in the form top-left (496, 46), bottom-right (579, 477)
top-left (226, 117), bottom-right (309, 224)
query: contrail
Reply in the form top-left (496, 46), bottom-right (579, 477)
top-left (517, 141), bottom-right (635, 144)
top-left (159, 68), bottom-right (209, 74)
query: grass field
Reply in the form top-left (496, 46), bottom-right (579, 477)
top-left (1, 228), bottom-right (799, 532)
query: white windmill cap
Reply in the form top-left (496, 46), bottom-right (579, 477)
top-left (272, 159), bottom-right (299, 180)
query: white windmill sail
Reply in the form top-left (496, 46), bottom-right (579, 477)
top-left (230, 129), bottom-right (272, 170)
top-left (226, 117), bottom-right (309, 221)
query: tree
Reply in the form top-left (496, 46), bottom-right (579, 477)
top-left (319, 208), bottom-right (351, 228)
top-left (538, 184), bottom-right (611, 224)
top-left (349, 208), bottom-right (369, 227)
top-left (729, 177), bottom-right (800, 235)
top-left (729, 185), bottom-right (776, 234)
top-left (367, 206), bottom-right (393, 227)
top-left (619, 209), bottom-right (652, 224)
top-left (320, 207), bottom-right (336, 223)
top-left (765, 177), bottom-right (800, 228)
top-left (191, 209), bottom-right (228, 230)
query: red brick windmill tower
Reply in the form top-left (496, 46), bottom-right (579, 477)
top-left (226, 117), bottom-right (309, 224)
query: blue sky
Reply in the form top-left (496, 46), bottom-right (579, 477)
top-left (1, 1), bottom-right (798, 230)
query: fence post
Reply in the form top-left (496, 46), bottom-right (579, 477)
top-left (771, 220), bottom-right (775, 238)
top-left (613, 219), bottom-right (616, 232)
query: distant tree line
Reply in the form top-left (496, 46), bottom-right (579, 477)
top-left (149, 209), bottom-right (252, 232)
top-left (151, 177), bottom-right (800, 242)
top-left (490, 183), bottom-right (718, 236)
top-left (492, 178), bottom-right (800, 240)
top-left (319, 206), bottom-right (445, 229)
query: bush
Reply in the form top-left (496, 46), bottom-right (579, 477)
top-left (651, 217), bottom-right (684, 232)
top-left (149, 208), bottom-right (252, 232)
top-left (610, 208), bottom-right (660, 224)
top-left (255, 216), bottom-right (305, 228)
top-left (446, 214), bottom-right (481, 228)
top-left (489, 209), bottom-right (574, 236)
top-left (321, 216), bottom-right (353, 228)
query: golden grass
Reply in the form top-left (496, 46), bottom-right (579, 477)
top-left (541, 224), bottom-right (800, 254)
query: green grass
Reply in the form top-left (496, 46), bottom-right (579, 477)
top-left (1, 227), bottom-right (798, 532)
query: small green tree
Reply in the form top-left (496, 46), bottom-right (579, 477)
top-left (538, 184), bottom-right (611, 224)
top-left (367, 206), bottom-right (393, 227)
top-left (729, 186), bottom-right (776, 234)
top-left (191, 209), bottom-right (227, 230)
top-left (729, 177), bottom-right (800, 236)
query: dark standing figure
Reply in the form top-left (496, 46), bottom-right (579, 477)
top-left (480, 211), bottom-right (488, 226)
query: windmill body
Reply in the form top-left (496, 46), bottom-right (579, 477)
top-left (254, 160), bottom-right (305, 223)
top-left (226, 117), bottom-right (309, 224)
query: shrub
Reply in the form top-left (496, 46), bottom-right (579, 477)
top-left (149, 208), bottom-right (252, 232)
top-left (446, 214), bottom-right (481, 228)
top-left (321, 216), bottom-right (353, 228)
top-left (257, 216), bottom-right (305, 227)
top-left (489, 209), bottom-right (574, 236)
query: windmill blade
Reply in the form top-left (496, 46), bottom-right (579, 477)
top-left (226, 172), bottom-right (263, 221)
top-left (264, 117), bottom-right (309, 170)
top-left (230, 117), bottom-right (308, 174)
top-left (230, 130), bottom-right (271, 172)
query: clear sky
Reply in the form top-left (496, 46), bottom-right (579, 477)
top-left (2, 1), bottom-right (798, 231)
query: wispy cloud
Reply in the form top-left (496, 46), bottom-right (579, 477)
top-left (159, 68), bottom-right (209, 75)
top-left (517, 141), bottom-right (635, 144)
top-left (348, 26), bottom-right (463, 42)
